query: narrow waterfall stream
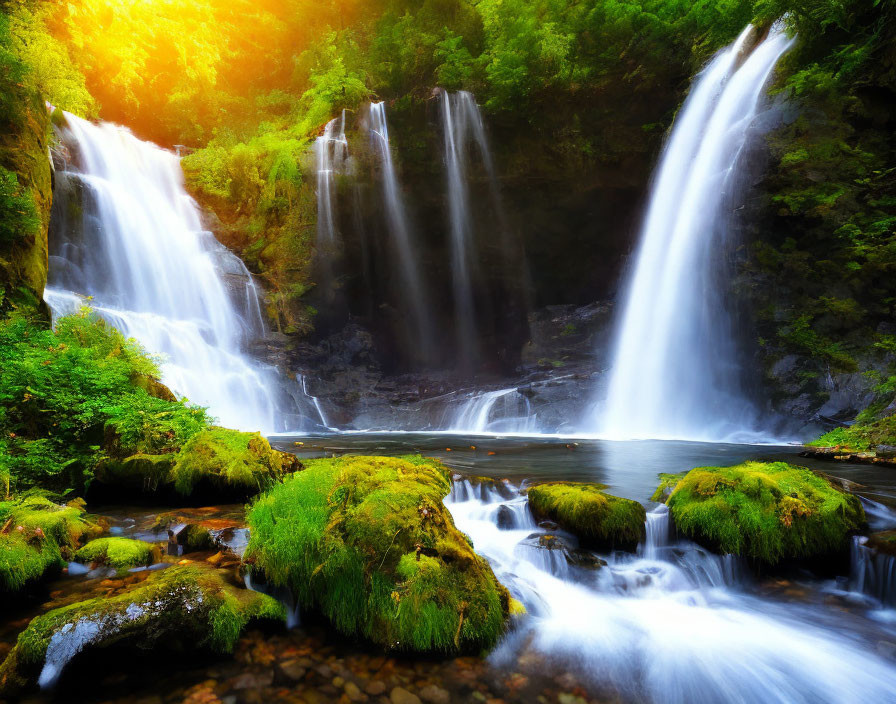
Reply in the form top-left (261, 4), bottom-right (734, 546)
top-left (45, 113), bottom-right (324, 433)
top-left (598, 25), bottom-right (794, 442)
top-left (365, 102), bottom-right (435, 361)
top-left (445, 479), bottom-right (896, 704)
top-left (314, 110), bottom-right (349, 252)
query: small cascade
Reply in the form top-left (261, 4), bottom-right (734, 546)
top-left (364, 102), bottom-right (434, 361)
top-left (849, 536), bottom-right (896, 607)
top-left (445, 473), bottom-right (896, 703)
top-left (445, 388), bottom-right (538, 434)
top-left (314, 110), bottom-right (349, 252)
top-left (47, 113), bottom-right (324, 433)
top-left (597, 24), bottom-right (795, 442)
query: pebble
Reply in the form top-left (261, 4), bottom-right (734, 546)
top-left (279, 658), bottom-right (308, 680)
top-left (365, 680), bottom-right (387, 696)
top-left (391, 686), bottom-right (422, 704)
top-left (231, 670), bottom-right (274, 689)
top-left (419, 684), bottom-right (450, 704)
top-left (345, 681), bottom-right (367, 702)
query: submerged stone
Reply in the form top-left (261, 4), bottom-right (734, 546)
top-left (245, 455), bottom-right (514, 654)
top-left (0, 563), bottom-right (285, 697)
top-left (525, 482), bottom-right (646, 551)
top-left (655, 461), bottom-right (866, 564)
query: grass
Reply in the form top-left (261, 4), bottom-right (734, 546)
top-left (807, 414), bottom-right (896, 452)
top-left (525, 482), bottom-right (646, 551)
top-left (245, 455), bottom-right (512, 654)
top-left (657, 461), bottom-right (865, 564)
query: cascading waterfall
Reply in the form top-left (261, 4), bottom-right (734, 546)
top-left (46, 113), bottom-right (324, 433)
top-left (365, 102), bottom-right (434, 360)
top-left (446, 478), bottom-right (896, 703)
top-left (444, 388), bottom-right (537, 434)
top-left (314, 110), bottom-right (349, 252)
top-left (597, 24), bottom-right (794, 442)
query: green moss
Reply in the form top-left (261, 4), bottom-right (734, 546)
top-left (525, 482), bottom-right (646, 551)
top-left (808, 415), bottom-right (896, 452)
top-left (0, 563), bottom-right (284, 697)
top-left (867, 531), bottom-right (896, 557)
top-left (74, 537), bottom-right (157, 569)
top-left (0, 496), bottom-right (101, 591)
top-left (659, 462), bottom-right (866, 564)
top-left (171, 428), bottom-right (289, 497)
top-left (245, 455), bottom-right (511, 654)
top-left (650, 472), bottom-right (687, 503)
top-left (94, 454), bottom-right (176, 493)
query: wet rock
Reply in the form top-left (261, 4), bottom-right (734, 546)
top-left (526, 483), bottom-right (646, 551)
top-left (365, 680), bottom-right (387, 696)
top-left (231, 670), bottom-right (274, 689)
top-left (419, 684), bottom-right (450, 704)
top-left (278, 659), bottom-right (307, 681)
top-left (565, 549), bottom-right (607, 570)
top-left (495, 505), bottom-right (516, 530)
top-left (391, 686), bottom-right (422, 704)
top-left (344, 681), bottom-right (366, 701)
top-left (0, 563), bottom-right (284, 698)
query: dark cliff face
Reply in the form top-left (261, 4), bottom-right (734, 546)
top-left (303, 82), bottom-right (676, 377)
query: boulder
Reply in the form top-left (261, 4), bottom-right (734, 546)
top-left (246, 455), bottom-right (516, 654)
top-left (74, 537), bottom-right (159, 569)
top-left (525, 482), bottom-right (646, 551)
top-left (0, 563), bottom-right (284, 697)
top-left (654, 461), bottom-right (865, 564)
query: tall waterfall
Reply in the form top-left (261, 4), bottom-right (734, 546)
top-left (46, 113), bottom-right (325, 433)
top-left (314, 110), bottom-right (349, 252)
top-left (598, 25), bottom-right (794, 442)
top-left (365, 102), bottom-right (434, 360)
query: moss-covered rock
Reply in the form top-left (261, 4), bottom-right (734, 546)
top-left (171, 428), bottom-right (296, 497)
top-left (91, 428), bottom-right (301, 500)
top-left (655, 462), bottom-right (866, 564)
top-left (804, 414), bottom-right (896, 465)
top-left (245, 455), bottom-right (513, 654)
top-left (74, 537), bottom-right (158, 569)
top-left (0, 563), bottom-right (284, 696)
top-left (0, 496), bottom-right (102, 592)
top-left (93, 454), bottom-right (176, 493)
top-left (867, 530), bottom-right (896, 557)
top-left (525, 482), bottom-right (646, 551)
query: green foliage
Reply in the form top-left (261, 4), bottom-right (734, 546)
top-left (0, 166), bottom-right (40, 245)
top-left (0, 495), bottom-right (101, 592)
top-left (809, 413), bottom-right (896, 452)
top-left (74, 537), bottom-right (156, 569)
top-left (170, 428), bottom-right (288, 497)
top-left (526, 481), bottom-right (646, 551)
top-left (0, 563), bottom-right (285, 696)
top-left (659, 462), bottom-right (865, 564)
top-left (0, 307), bottom-right (209, 493)
top-left (246, 455), bottom-right (512, 654)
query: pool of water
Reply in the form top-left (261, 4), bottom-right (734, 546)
top-left (270, 433), bottom-right (896, 506)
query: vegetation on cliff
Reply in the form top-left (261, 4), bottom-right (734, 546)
top-left (654, 461), bottom-right (865, 564)
top-left (246, 455), bottom-right (514, 654)
top-left (807, 412), bottom-right (896, 454)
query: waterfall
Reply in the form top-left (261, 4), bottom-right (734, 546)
top-left (364, 102), bottom-right (434, 360)
top-left (597, 24), bottom-right (794, 442)
top-left (849, 536), bottom-right (896, 607)
top-left (314, 110), bottom-right (349, 252)
top-left (440, 91), bottom-right (496, 368)
top-left (446, 388), bottom-right (537, 434)
top-left (46, 113), bottom-right (324, 433)
top-left (445, 476), bottom-right (896, 703)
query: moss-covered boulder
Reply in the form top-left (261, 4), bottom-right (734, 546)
top-left (91, 428), bottom-right (301, 500)
top-left (525, 482), bottom-right (646, 551)
top-left (74, 537), bottom-right (159, 569)
top-left (0, 496), bottom-right (102, 592)
top-left (0, 563), bottom-right (285, 696)
top-left (867, 530), bottom-right (896, 557)
top-left (245, 455), bottom-right (514, 654)
top-left (654, 462), bottom-right (866, 564)
top-left (171, 428), bottom-right (295, 497)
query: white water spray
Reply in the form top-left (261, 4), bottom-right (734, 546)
top-left (598, 25), bottom-right (794, 442)
top-left (314, 110), bottom-right (349, 252)
top-left (46, 113), bottom-right (324, 433)
top-left (446, 479), bottom-right (896, 703)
